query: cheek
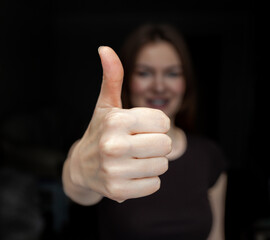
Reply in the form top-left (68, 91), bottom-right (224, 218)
top-left (130, 81), bottom-right (141, 94)
top-left (170, 79), bottom-right (186, 96)
top-left (129, 78), bottom-right (147, 107)
top-left (169, 80), bottom-right (186, 115)
top-left (130, 78), bottom-right (148, 95)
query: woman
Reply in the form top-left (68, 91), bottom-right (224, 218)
top-left (62, 24), bottom-right (227, 240)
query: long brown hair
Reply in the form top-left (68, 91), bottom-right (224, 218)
top-left (119, 23), bottom-right (197, 132)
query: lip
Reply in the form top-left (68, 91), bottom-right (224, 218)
top-left (146, 98), bottom-right (169, 110)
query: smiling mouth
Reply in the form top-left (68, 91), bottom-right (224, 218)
top-left (146, 98), bottom-right (169, 109)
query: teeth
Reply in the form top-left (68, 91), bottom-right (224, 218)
top-left (150, 99), bottom-right (166, 106)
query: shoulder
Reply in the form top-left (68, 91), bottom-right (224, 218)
top-left (186, 133), bottom-right (223, 155)
top-left (187, 133), bottom-right (228, 187)
top-left (186, 133), bottom-right (228, 170)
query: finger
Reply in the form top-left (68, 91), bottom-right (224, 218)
top-left (96, 46), bottom-right (124, 108)
top-left (128, 107), bottom-right (170, 134)
top-left (125, 177), bottom-right (161, 199)
top-left (129, 133), bottom-right (172, 158)
top-left (100, 108), bottom-right (170, 135)
top-left (110, 177), bottom-right (161, 202)
top-left (125, 157), bottom-right (169, 179)
top-left (102, 157), bottom-right (168, 179)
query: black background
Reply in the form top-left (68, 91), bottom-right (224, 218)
top-left (1, 1), bottom-right (269, 239)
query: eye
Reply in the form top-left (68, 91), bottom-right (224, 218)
top-left (136, 70), bottom-right (152, 78)
top-left (166, 71), bottom-right (182, 78)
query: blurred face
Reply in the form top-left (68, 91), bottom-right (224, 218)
top-left (130, 41), bottom-right (185, 120)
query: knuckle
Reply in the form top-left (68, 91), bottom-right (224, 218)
top-left (104, 111), bottom-right (123, 128)
top-left (104, 110), bottom-right (135, 130)
top-left (100, 160), bottom-right (112, 175)
top-left (105, 182), bottom-right (125, 202)
top-left (154, 109), bottom-right (170, 132)
top-left (101, 161), bottom-right (122, 178)
top-left (99, 136), bottom-right (130, 158)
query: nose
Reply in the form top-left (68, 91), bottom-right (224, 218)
top-left (152, 74), bottom-right (165, 93)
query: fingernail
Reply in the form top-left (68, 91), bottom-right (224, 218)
top-left (98, 46), bottom-right (105, 54)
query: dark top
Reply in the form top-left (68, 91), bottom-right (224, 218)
top-left (97, 134), bottom-right (227, 240)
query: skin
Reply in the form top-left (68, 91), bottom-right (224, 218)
top-left (130, 41), bottom-right (187, 160)
top-left (130, 42), bottom-right (185, 120)
top-left (130, 42), bottom-right (227, 240)
top-left (62, 46), bottom-right (172, 204)
top-left (62, 44), bottom-right (227, 239)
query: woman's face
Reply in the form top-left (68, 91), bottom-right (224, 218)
top-left (130, 41), bottom-right (185, 120)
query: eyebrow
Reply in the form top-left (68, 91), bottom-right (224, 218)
top-left (135, 64), bottom-right (182, 71)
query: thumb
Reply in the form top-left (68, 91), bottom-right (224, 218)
top-left (96, 46), bottom-right (124, 108)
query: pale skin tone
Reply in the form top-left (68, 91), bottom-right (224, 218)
top-left (62, 42), bottom-right (227, 239)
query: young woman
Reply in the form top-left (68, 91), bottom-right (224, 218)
top-left (62, 24), bottom-right (227, 240)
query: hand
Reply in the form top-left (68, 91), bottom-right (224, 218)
top-left (68, 46), bottom-right (171, 203)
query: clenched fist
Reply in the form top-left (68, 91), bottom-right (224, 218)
top-left (62, 46), bottom-right (171, 204)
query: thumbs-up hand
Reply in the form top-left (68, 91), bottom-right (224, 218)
top-left (67, 47), bottom-right (171, 203)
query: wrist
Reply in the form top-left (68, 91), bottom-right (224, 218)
top-left (62, 158), bottom-right (103, 206)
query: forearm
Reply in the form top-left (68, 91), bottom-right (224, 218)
top-left (62, 157), bottom-right (103, 206)
top-left (207, 173), bottom-right (227, 240)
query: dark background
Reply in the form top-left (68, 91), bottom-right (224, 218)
top-left (0, 1), bottom-right (269, 240)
